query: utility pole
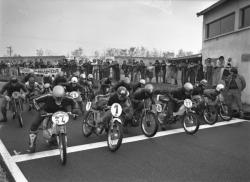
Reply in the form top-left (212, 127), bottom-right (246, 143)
top-left (6, 46), bottom-right (12, 57)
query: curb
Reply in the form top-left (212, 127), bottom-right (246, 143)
top-left (0, 139), bottom-right (28, 182)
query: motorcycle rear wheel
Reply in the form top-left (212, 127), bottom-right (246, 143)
top-left (141, 111), bottom-right (158, 137)
top-left (219, 104), bottom-right (232, 121)
top-left (107, 121), bottom-right (123, 152)
top-left (82, 111), bottom-right (94, 137)
top-left (182, 113), bottom-right (199, 135)
top-left (58, 133), bottom-right (67, 165)
top-left (203, 106), bottom-right (218, 125)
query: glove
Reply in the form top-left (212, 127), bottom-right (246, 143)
top-left (5, 95), bottom-right (11, 102)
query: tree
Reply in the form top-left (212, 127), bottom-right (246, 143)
top-left (94, 50), bottom-right (100, 58)
top-left (71, 47), bottom-right (83, 58)
top-left (36, 49), bottom-right (44, 56)
top-left (176, 49), bottom-right (186, 57)
top-left (163, 51), bottom-right (175, 58)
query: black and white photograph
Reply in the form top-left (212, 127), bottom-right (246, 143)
top-left (0, 0), bottom-right (250, 181)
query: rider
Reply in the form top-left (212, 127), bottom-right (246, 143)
top-left (166, 82), bottom-right (194, 120)
top-left (193, 79), bottom-right (208, 95)
top-left (64, 77), bottom-right (85, 112)
top-left (43, 73), bottom-right (53, 85)
top-left (25, 76), bottom-right (43, 100)
top-left (28, 85), bottom-right (80, 153)
top-left (132, 79), bottom-right (146, 93)
top-left (203, 84), bottom-right (225, 101)
top-left (0, 77), bottom-right (28, 122)
top-left (102, 86), bottom-right (133, 126)
top-left (53, 71), bottom-right (67, 86)
top-left (99, 77), bottom-right (113, 95)
top-left (112, 77), bottom-right (132, 93)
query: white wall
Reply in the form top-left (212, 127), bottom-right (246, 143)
top-left (201, 0), bottom-right (250, 104)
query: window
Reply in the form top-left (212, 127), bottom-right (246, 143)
top-left (206, 13), bottom-right (235, 39)
top-left (241, 6), bottom-right (250, 28)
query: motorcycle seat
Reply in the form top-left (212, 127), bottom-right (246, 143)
top-left (159, 96), bottom-right (169, 103)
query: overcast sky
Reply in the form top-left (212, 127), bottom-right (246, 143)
top-left (0, 0), bottom-right (218, 57)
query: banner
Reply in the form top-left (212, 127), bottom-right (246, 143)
top-left (19, 67), bottom-right (61, 75)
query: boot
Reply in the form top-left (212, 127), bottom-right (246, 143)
top-left (28, 131), bottom-right (38, 153)
top-left (0, 109), bottom-right (7, 122)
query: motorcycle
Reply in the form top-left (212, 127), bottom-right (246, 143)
top-left (41, 111), bottom-right (77, 165)
top-left (130, 98), bottom-right (158, 137)
top-left (27, 89), bottom-right (41, 111)
top-left (82, 97), bottom-right (123, 152)
top-left (216, 93), bottom-right (232, 121)
top-left (192, 95), bottom-right (218, 125)
top-left (10, 92), bottom-right (24, 127)
top-left (155, 95), bottom-right (200, 135)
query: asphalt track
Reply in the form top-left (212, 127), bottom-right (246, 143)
top-left (0, 82), bottom-right (250, 182)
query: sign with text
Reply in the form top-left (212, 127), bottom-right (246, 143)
top-left (19, 67), bottom-right (61, 75)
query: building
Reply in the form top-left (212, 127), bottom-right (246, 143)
top-left (197, 0), bottom-right (250, 104)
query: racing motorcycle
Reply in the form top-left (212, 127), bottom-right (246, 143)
top-left (27, 89), bottom-right (41, 111)
top-left (130, 98), bottom-right (158, 137)
top-left (10, 91), bottom-right (24, 127)
top-left (82, 97), bottom-right (123, 152)
top-left (155, 95), bottom-right (200, 135)
top-left (192, 95), bottom-right (218, 125)
top-left (41, 111), bottom-right (77, 165)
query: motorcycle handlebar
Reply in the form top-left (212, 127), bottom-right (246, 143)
top-left (41, 112), bottom-right (78, 117)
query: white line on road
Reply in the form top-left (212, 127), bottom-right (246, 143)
top-left (12, 118), bottom-right (248, 163)
top-left (0, 139), bottom-right (28, 182)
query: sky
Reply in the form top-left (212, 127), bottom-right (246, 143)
top-left (0, 0), bottom-right (218, 57)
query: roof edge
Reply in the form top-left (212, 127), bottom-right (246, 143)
top-left (197, 0), bottom-right (228, 17)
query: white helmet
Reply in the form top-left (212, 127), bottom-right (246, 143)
top-left (139, 79), bottom-right (146, 85)
top-left (88, 74), bottom-right (93, 79)
top-left (71, 77), bottom-right (78, 83)
top-left (184, 82), bottom-right (194, 91)
top-left (216, 84), bottom-right (225, 92)
top-left (52, 85), bottom-right (65, 105)
top-left (80, 73), bottom-right (86, 79)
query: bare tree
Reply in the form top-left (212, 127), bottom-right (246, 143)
top-left (36, 49), bottom-right (44, 56)
top-left (71, 47), bottom-right (83, 58)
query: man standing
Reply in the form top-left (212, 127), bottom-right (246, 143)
top-left (161, 60), bottom-right (166, 83)
top-left (154, 60), bottom-right (161, 83)
top-left (225, 67), bottom-right (246, 118)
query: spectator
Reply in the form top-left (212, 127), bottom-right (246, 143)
top-left (139, 60), bottom-right (146, 79)
top-left (212, 56), bottom-right (224, 85)
top-left (161, 60), bottom-right (166, 83)
top-left (222, 57), bottom-right (232, 81)
top-left (153, 60), bottom-right (161, 83)
top-left (122, 60), bottom-right (129, 77)
top-left (146, 63), bottom-right (154, 83)
top-left (225, 67), bottom-right (246, 118)
top-left (205, 58), bottom-right (213, 86)
top-left (196, 60), bottom-right (204, 82)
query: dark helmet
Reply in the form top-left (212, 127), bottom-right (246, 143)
top-left (10, 76), bottom-right (18, 84)
top-left (117, 86), bottom-right (128, 101)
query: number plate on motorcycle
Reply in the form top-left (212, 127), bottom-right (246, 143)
top-left (156, 104), bottom-right (162, 112)
top-left (184, 99), bottom-right (192, 108)
top-left (111, 103), bottom-right (122, 117)
top-left (52, 111), bottom-right (69, 125)
top-left (86, 101), bottom-right (92, 111)
top-left (70, 91), bottom-right (79, 99)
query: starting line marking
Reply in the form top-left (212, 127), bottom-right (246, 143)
top-left (12, 118), bottom-right (248, 163)
top-left (0, 140), bottom-right (28, 182)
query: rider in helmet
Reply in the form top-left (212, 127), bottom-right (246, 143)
top-left (99, 77), bottom-right (113, 95)
top-left (64, 77), bottom-right (85, 113)
top-left (28, 85), bottom-right (80, 153)
top-left (193, 79), bottom-right (208, 95)
top-left (132, 79), bottom-right (146, 93)
top-left (0, 77), bottom-right (28, 122)
top-left (203, 83), bottom-right (225, 101)
top-left (53, 71), bottom-right (67, 86)
top-left (102, 86), bottom-right (132, 126)
top-left (25, 76), bottom-right (43, 98)
top-left (43, 73), bottom-right (53, 85)
top-left (112, 77), bottom-right (132, 93)
top-left (166, 82), bottom-right (194, 121)
top-left (22, 69), bottom-right (36, 83)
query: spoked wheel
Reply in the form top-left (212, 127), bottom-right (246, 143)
top-left (58, 133), bottom-right (67, 165)
top-left (182, 113), bottom-right (199, 135)
top-left (107, 120), bottom-right (123, 152)
top-left (203, 106), bottom-right (218, 125)
top-left (82, 112), bottom-right (93, 137)
top-left (17, 103), bottom-right (23, 128)
top-left (219, 104), bottom-right (232, 121)
top-left (141, 111), bottom-right (158, 137)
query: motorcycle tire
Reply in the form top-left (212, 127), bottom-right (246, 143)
top-left (219, 104), bottom-right (232, 121)
top-left (58, 133), bottom-right (67, 165)
top-left (203, 106), bottom-right (218, 125)
top-left (82, 111), bottom-right (93, 137)
top-left (17, 104), bottom-right (23, 128)
top-left (107, 121), bottom-right (123, 152)
top-left (140, 111), bottom-right (158, 137)
top-left (182, 112), bottom-right (200, 135)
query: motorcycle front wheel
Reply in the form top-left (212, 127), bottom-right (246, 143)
top-left (182, 112), bottom-right (199, 135)
top-left (141, 111), bottom-right (158, 137)
top-left (219, 104), bottom-right (232, 121)
top-left (58, 133), bottom-right (67, 165)
top-left (82, 111), bottom-right (94, 137)
top-left (16, 101), bottom-right (23, 128)
top-left (203, 106), bottom-right (218, 125)
top-left (107, 120), bottom-right (123, 152)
